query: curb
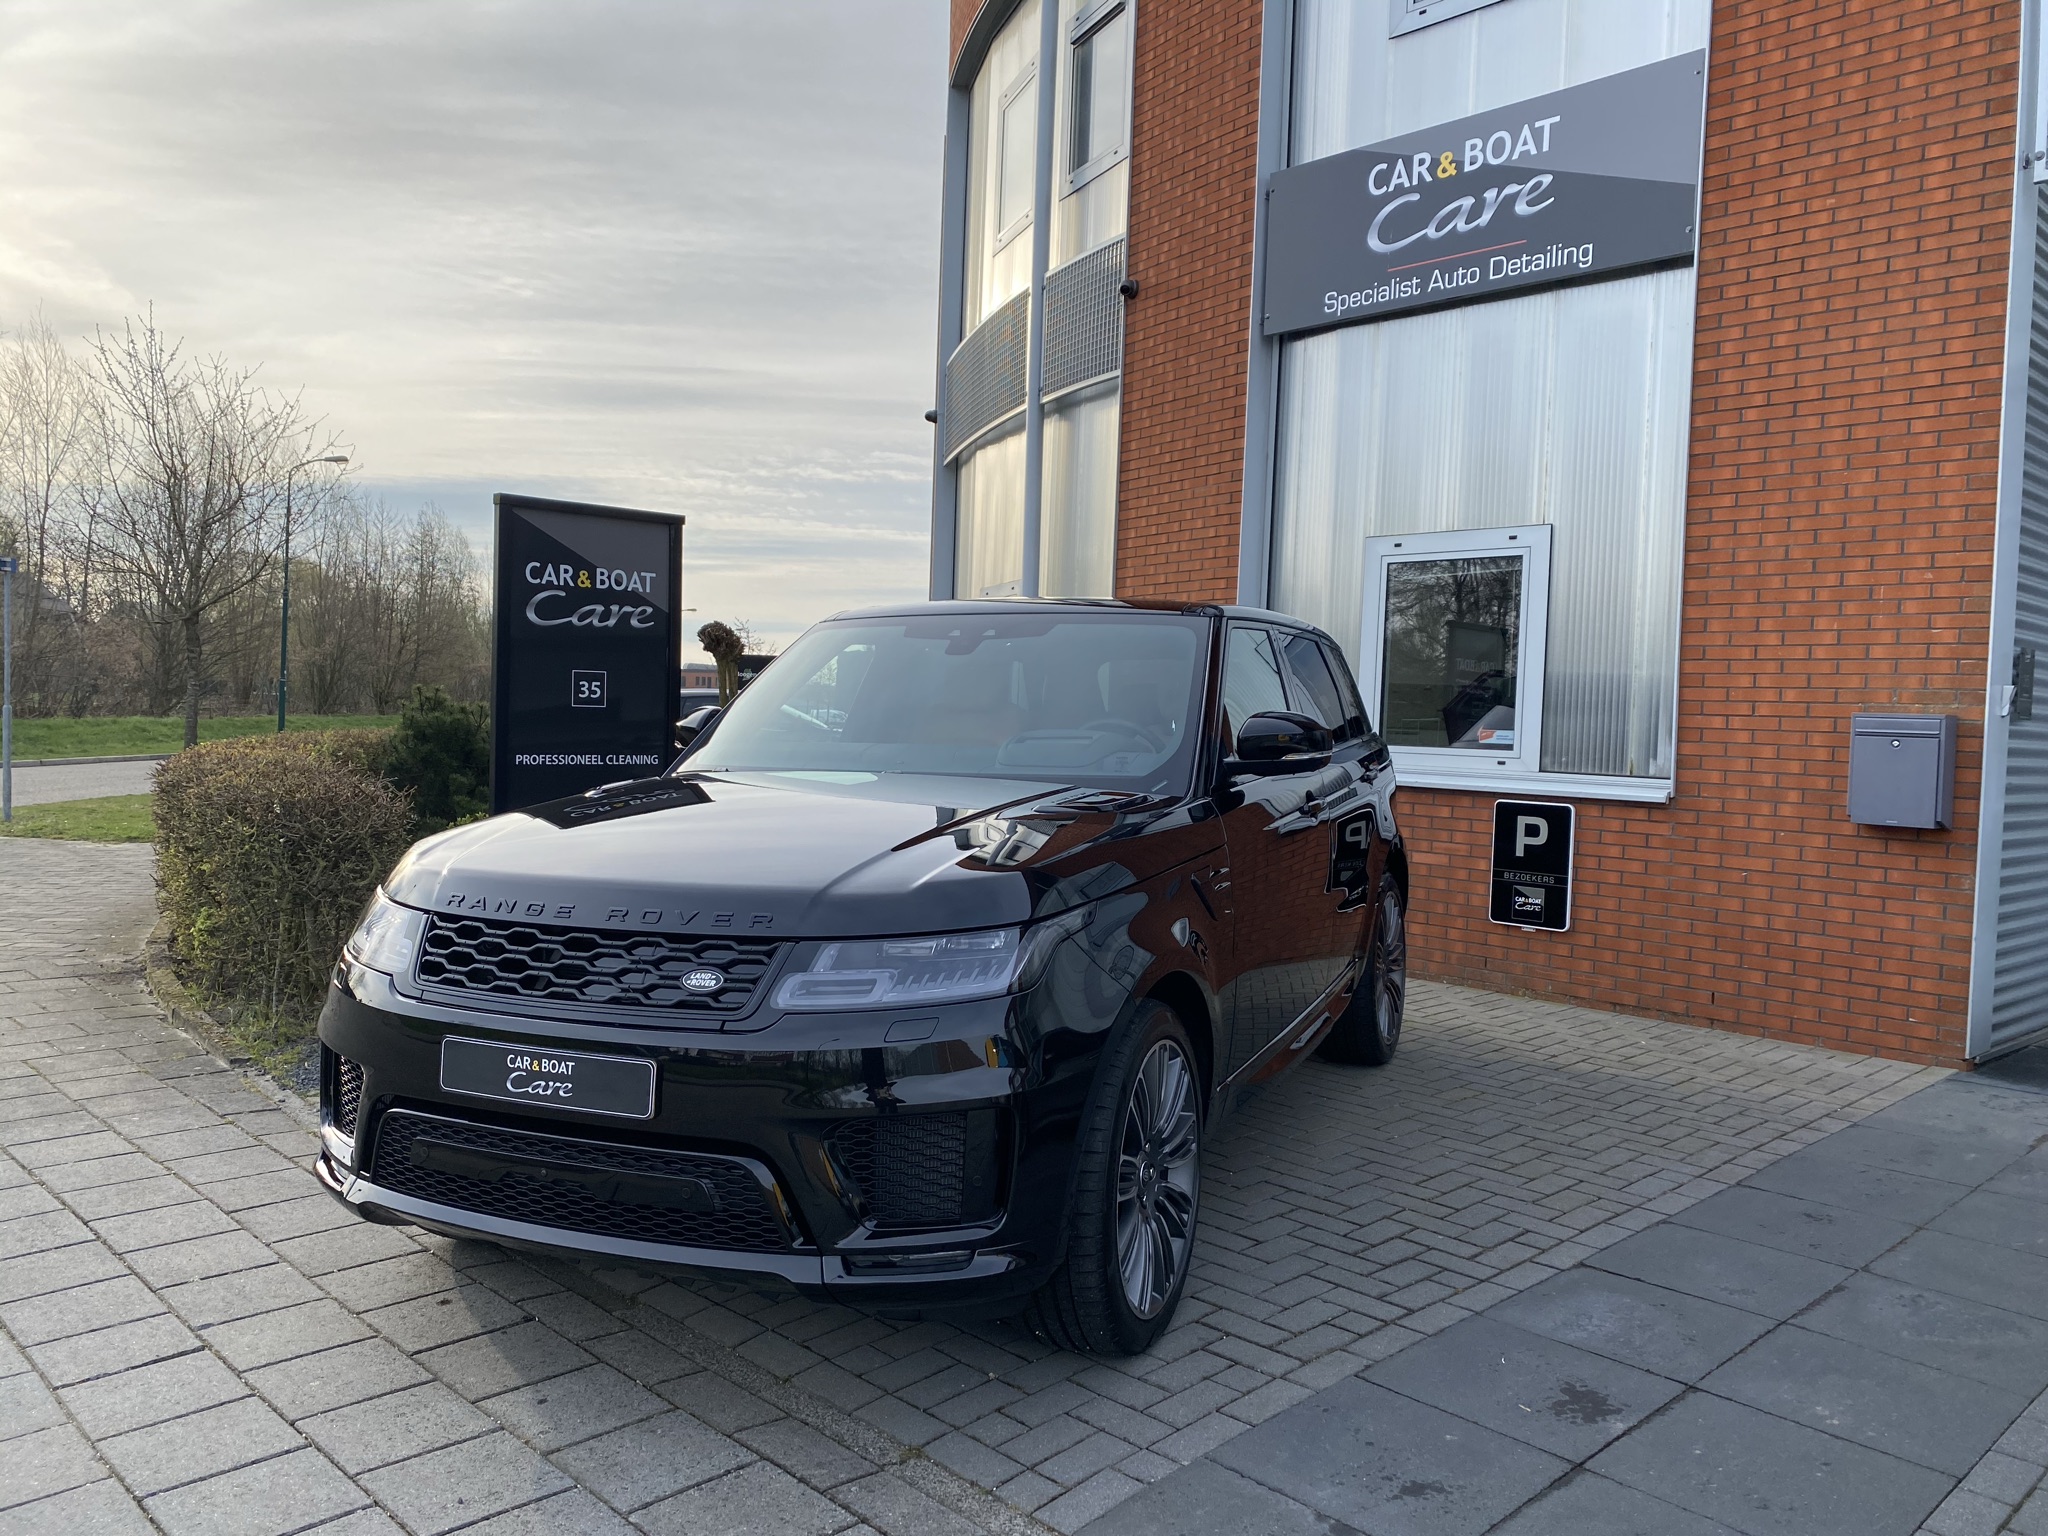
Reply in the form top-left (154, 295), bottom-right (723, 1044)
top-left (9, 752), bottom-right (174, 768)
top-left (140, 919), bottom-right (320, 1128)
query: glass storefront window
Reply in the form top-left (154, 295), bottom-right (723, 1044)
top-left (1069, 4), bottom-right (1128, 183)
top-left (1380, 557), bottom-right (1521, 750)
top-left (1359, 527), bottom-right (1551, 775)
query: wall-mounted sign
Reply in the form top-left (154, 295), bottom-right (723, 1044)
top-left (1262, 51), bottom-right (1706, 337)
top-left (1490, 800), bottom-right (1574, 931)
top-left (492, 494), bottom-right (684, 814)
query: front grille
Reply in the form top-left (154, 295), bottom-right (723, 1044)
top-left (371, 1110), bottom-right (791, 1253)
top-left (414, 916), bottom-right (781, 1020)
top-left (832, 1114), bottom-right (973, 1229)
top-left (332, 1053), bottom-right (364, 1135)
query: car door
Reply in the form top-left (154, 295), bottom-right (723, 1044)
top-left (1214, 624), bottom-right (1361, 1079)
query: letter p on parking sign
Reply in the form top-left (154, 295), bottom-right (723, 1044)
top-left (1490, 800), bottom-right (1574, 931)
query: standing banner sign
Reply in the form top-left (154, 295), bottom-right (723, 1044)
top-left (1490, 800), bottom-right (1575, 931)
top-left (492, 494), bottom-right (684, 814)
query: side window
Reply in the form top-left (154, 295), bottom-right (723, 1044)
top-left (1319, 640), bottom-right (1374, 744)
top-left (1276, 632), bottom-right (1353, 741)
top-left (1220, 626), bottom-right (1289, 740)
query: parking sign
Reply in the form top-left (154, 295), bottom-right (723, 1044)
top-left (1489, 800), bottom-right (1575, 931)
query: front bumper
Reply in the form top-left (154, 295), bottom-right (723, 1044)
top-left (315, 946), bottom-right (1126, 1309)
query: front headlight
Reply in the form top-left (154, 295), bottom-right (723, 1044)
top-left (344, 890), bottom-right (426, 977)
top-left (770, 910), bottom-right (1089, 1013)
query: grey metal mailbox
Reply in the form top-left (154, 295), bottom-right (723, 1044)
top-left (1848, 714), bottom-right (1956, 829)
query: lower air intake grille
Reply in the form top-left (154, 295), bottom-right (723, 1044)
top-left (371, 1110), bottom-right (790, 1253)
top-left (333, 1054), bottom-right (364, 1136)
top-left (831, 1114), bottom-right (975, 1229)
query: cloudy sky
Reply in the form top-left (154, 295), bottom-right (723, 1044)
top-left (0, 0), bottom-right (948, 655)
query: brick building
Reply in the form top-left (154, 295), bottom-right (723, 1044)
top-left (928, 0), bottom-right (2048, 1066)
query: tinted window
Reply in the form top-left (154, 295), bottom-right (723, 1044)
top-left (1221, 626), bottom-right (1289, 740)
top-left (1319, 641), bottom-right (1375, 743)
top-left (1277, 632), bottom-right (1353, 740)
top-left (688, 613), bottom-right (1207, 792)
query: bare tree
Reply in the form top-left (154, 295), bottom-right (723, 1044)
top-left (0, 316), bottom-right (95, 712)
top-left (86, 314), bottom-right (341, 746)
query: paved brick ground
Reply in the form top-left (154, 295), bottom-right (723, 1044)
top-left (0, 837), bottom-right (1950, 1534)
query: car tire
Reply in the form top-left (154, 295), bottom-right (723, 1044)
top-left (1318, 873), bottom-right (1406, 1067)
top-left (1024, 1000), bottom-right (1202, 1356)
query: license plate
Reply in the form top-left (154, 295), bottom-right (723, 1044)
top-left (439, 1037), bottom-right (656, 1120)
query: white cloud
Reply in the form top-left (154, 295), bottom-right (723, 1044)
top-left (0, 0), bottom-right (947, 651)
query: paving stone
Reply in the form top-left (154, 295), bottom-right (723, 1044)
top-left (419, 1319), bottom-right (594, 1400)
top-left (1486, 1469), bottom-right (1743, 1535)
top-left (479, 1363), bottom-right (666, 1452)
top-left (59, 1350), bottom-right (247, 1437)
top-left (0, 1239), bottom-right (126, 1303)
top-left (1586, 1224), bottom-right (1851, 1320)
top-left (358, 1431), bottom-right (574, 1535)
top-left (124, 1230), bottom-right (276, 1288)
top-left (1073, 1458), bottom-right (1337, 1536)
top-left (159, 1262), bottom-right (324, 1327)
top-left (453, 1488), bottom-right (639, 1535)
top-left (738, 1415), bottom-right (876, 1487)
top-left (1667, 1185), bottom-right (1916, 1269)
top-left (1743, 1146), bottom-right (1971, 1226)
top-left (0, 1478), bottom-right (155, 1536)
top-left (661, 1370), bottom-right (781, 1433)
top-left (28, 1313), bottom-right (200, 1387)
top-left (144, 1445), bottom-right (366, 1536)
top-left (1702, 1325), bottom-right (2029, 1477)
top-left (300, 1380), bottom-right (495, 1473)
top-left (0, 1421), bottom-right (103, 1508)
top-left (1485, 1266), bottom-right (1776, 1383)
top-left (551, 1408), bottom-right (755, 1509)
top-left (0, 1207), bottom-right (92, 1259)
top-left (1, 1273), bottom-right (161, 1343)
top-left (366, 1282), bottom-right (527, 1353)
top-left (204, 1297), bottom-right (372, 1370)
top-left (1590, 1390), bottom-right (1950, 1536)
top-left (99, 1396), bottom-right (302, 1496)
top-left (836, 1470), bottom-right (987, 1535)
top-left (90, 1201), bottom-right (238, 1254)
top-left (1038, 1469), bottom-right (1146, 1534)
top-left (245, 1336), bottom-right (432, 1420)
top-left (1873, 1231), bottom-right (2048, 1324)
top-left (317, 1252), bottom-right (459, 1312)
top-left (635, 1459), bottom-right (848, 1536)
top-left (1211, 1378), bottom-right (1566, 1533)
top-left (273, 1222), bottom-right (424, 1277)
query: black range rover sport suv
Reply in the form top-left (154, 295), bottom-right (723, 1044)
top-left (317, 601), bottom-right (1408, 1354)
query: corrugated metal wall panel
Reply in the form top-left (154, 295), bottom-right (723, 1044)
top-left (1988, 186), bottom-right (2048, 1049)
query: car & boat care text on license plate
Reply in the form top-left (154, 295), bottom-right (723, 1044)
top-left (439, 1037), bottom-right (656, 1119)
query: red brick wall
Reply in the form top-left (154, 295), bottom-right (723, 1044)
top-left (951, 0), bottom-right (986, 69)
top-left (1106, 0), bottom-right (2020, 1064)
top-left (1112, 0), bottom-right (1265, 602)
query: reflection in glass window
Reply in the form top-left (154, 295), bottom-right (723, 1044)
top-left (1277, 633), bottom-right (1353, 742)
top-left (1380, 557), bottom-right (1522, 750)
top-left (691, 614), bottom-right (1207, 792)
top-left (1070, 6), bottom-right (1128, 177)
top-left (1221, 627), bottom-right (1290, 740)
top-left (997, 74), bottom-right (1039, 242)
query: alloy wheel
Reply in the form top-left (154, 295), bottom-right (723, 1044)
top-left (1376, 889), bottom-right (1407, 1051)
top-left (1115, 1039), bottom-right (1200, 1319)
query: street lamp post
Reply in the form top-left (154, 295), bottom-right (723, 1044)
top-left (277, 455), bottom-right (349, 733)
top-left (1, 554), bottom-right (16, 824)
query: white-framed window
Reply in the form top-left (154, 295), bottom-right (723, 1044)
top-left (1388, 0), bottom-right (1512, 38)
top-left (1360, 525), bottom-right (1551, 782)
top-left (995, 65), bottom-right (1039, 248)
top-left (1067, 0), bottom-right (1129, 193)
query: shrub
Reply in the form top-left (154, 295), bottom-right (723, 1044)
top-left (383, 685), bottom-right (490, 831)
top-left (154, 730), bottom-right (414, 1019)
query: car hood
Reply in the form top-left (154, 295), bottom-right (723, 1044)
top-left (382, 770), bottom-right (1215, 939)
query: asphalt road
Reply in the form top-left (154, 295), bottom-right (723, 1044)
top-left (4, 758), bottom-right (161, 807)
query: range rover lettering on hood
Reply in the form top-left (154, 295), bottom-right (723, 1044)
top-left (437, 891), bottom-right (776, 930)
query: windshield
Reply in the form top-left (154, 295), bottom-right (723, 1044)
top-left (684, 612), bottom-right (1209, 792)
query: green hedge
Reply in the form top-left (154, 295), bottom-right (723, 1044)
top-left (154, 730), bottom-right (415, 1018)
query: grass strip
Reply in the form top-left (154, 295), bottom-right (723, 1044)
top-left (11, 714), bottom-right (397, 761)
top-left (0, 794), bottom-right (155, 842)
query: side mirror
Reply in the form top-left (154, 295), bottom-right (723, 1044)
top-left (1226, 712), bottom-right (1334, 776)
top-left (674, 705), bottom-right (721, 755)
